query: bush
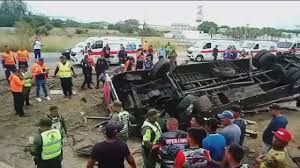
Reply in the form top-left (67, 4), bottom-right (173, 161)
top-left (75, 29), bottom-right (84, 34)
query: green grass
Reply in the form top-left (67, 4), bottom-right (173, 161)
top-left (0, 27), bottom-right (191, 52)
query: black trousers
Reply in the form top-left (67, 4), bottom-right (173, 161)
top-left (24, 87), bottom-right (31, 105)
top-left (12, 92), bottom-right (24, 116)
top-left (81, 73), bottom-right (92, 88)
top-left (18, 61), bottom-right (28, 69)
top-left (5, 65), bottom-right (16, 83)
top-left (60, 77), bottom-right (73, 96)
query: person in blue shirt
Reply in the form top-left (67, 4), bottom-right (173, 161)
top-left (144, 56), bottom-right (153, 70)
top-left (157, 46), bottom-right (166, 60)
top-left (203, 118), bottom-right (226, 168)
top-left (231, 105), bottom-right (246, 146)
top-left (262, 103), bottom-right (288, 153)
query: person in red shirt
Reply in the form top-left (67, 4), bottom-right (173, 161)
top-left (174, 128), bottom-right (211, 168)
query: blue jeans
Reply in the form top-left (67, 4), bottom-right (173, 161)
top-left (34, 49), bottom-right (41, 59)
top-left (36, 79), bottom-right (48, 97)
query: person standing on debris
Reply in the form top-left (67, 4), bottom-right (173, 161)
top-left (165, 42), bottom-right (172, 58)
top-left (231, 105), bottom-right (246, 146)
top-left (9, 70), bottom-right (25, 117)
top-left (45, 106), bottom-right (67, 137)
top-left (223, 144), bottom-right (249, 168)
top-left (218, 111), bottom-right (241, 146)
top-left (158, 45), bottom-right (166, 60)
top-left (190, 115), bottom-right (206, 129)
top-left (54, 56), bottom-right (76, 99)
top-left (87, 121), bottom-right (137, 168)
top-left (141, 109), bottom-right (162, 168)
top-left (33, 37), bottom-right (43, 60)
top-left (257, 128), bottom-right (295, 168)
top-left (157, 118), bottom-right (188, 168)
top-left (30, 117), bottom-right (63, 168)
top-left (1, 46), bottom-right (17, 83)
top-left (95, 57), bottom-right (109, 89)
top-left (31, 58), bottom-right (51, 102)
top-left (262, 103), bottom-right (288, 153)
top-left (81, 55), bottom-right (93, 89)
top-left (17, 47), bottom-right (30, 68)
top-left (118, 46), bottom-right (128, 65)
top-left (174, 128), bottom-right (211, 168)
top-left (110, 100), bottom-right (134, 142)
top-left (20, 65), bottom-right (32, 107)
top-left (213, 45), bottom-right (218, 61)
top-left (203, 118), bottom-right (227, 168)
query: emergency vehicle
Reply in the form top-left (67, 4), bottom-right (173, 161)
top-left (186, 40), bottom-right (239, 61)
top-left (276, 40), bottom-right (300, 56)
top-left (71, 37), bottom-right (142, 65)
top-left (240, 41), bottom-right (277, 57)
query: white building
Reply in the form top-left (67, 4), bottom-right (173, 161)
top-left (171, 23), bottom-right (197, 38)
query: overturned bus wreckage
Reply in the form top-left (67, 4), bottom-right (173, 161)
top-left (110, 51), bottom-right (300, 130)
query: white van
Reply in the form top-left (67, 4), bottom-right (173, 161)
top-left (276, 41), bottom-right (300, 55)
top-left (72, 37), bottom-right (141, 64)
top-left (240, 41), bottom-right (277, 56)
top-left (186, 40), bottom-right (239, 61)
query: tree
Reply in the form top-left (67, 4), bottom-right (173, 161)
top-left (0, 0), bottom-right (28, 18)
top-left (197, 21), bottom-right (218, 33)
top-left (208, 27), bottom-right (216, 39)
top-left (50, 19), bottom-right (64, 27)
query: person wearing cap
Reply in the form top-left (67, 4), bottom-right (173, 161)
top-left (141, 109), bottom-right (162, 168)
top-left (20, 65), bottom-right (32, 106)
top-left (203, 118), bottom-right (226, 168)
top-left (262, 104), bottom-right (288, 153)
top-left (86, 121), bottom-right (137, 168)
top-left (95, 56), bottom-right (109, 89)
top-left (31, 58), bottom-right (51, 102)
top-left (231, 105), bottom-right (246, 146)
top-left (9, 70), bottom-right (26, 117)
top-left (30, 117), bottom-right (63, 168)
top-left (54, 56), bottom-right (76, 98)
top-left (218, 110), bottom-right (241, 146)
top-left (110, 100), bottom-right (134, 142)
top-left (257, 128), bottom-right (295, 168)
top-left (81, 55), bottom-right (93, 89)
top-left (44, 106), bottom-right (67, 137)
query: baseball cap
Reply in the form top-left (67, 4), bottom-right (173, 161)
top-left (105, 121), bottom-right (123, 136)
top-left (217, 110), bottom-right (234, 120)
top-left (38, 116), bottom-right (52, 127)
top-left (273, 128), bottom-right (293, 143)
top-left (269, 103), bottom-right (281, 110)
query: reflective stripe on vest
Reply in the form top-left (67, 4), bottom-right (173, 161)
top-left (118, 111), bottom-right (130, 134)
top-left (3, 51), bottom-right (15, 65)
top-left (58, 62), bottom-right (72, 78)
top-left (141, 121), bottom-right (162, 145)
top-left (41, 129), bottom-right (62, 160)
top-left (23, 72), bottom-right (32, 87)
top-left (17, 50), bottom-right (29, 62)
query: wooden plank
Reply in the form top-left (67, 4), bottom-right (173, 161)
top-left (50, 90), bottom-right (77, 95)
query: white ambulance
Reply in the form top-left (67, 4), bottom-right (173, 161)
top-left (72, 37), bottom-right (141, 65)
top-left (186, 40), bottom-right (239, 62)
top-left (276, 40), bottom-right (300, 56)
top-left (240, 41), bottom-right (277, 57)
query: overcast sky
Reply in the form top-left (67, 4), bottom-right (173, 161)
top-left (26, 1), bottom-right (300, 29)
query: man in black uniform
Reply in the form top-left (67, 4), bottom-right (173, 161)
top-left (157, 118), bottom-right (188, 168)
top-left (95, 57), bottom-right (109, 89)
top-left (213, 45), bottom-right (218, 61)
top-left (81, 55), bottom-right (93, 89)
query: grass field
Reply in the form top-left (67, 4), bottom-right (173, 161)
top-left (0, 27), bottom-right (191, 52)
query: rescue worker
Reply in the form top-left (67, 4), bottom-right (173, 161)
top-left (31, 58), bottom-right (51, 102)
top-left (110, 100), bottom-right (134, 142)
top-left (118, 46), bottom-right (128, 65)
top-left (54, 56), bottom-right (76, 98)
top-left (20, 65), bottom-right (32, 106)
top-left (158, 118), bottom-right (188, 168)
top-left (17, 48), bottom-right (30, 68)
top-left (1, 46), bottom-right (17, 82)
top-left (165, 42), bottom-right (172, 58)
top-left (174, 128), bottom-right (211, 168)
top-left (9, 70), bottom-right (25, 117)
top-left (124, 56), bottom-right (135, 72)
top-left (95, 57), bottom-right (109, 89)
top-left (213, 45), bottom-right (218, 61)
top-left (30, 117), bottom-right (63, 168)
top-left (45, 106), bottom-right (67, 136)
top-left (81, 55), bottom-right (93, 89)
top-left (141, 109), bottom-right (162, 168)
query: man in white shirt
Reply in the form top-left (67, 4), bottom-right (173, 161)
top-left (33, 37), bottom-right (42, 60)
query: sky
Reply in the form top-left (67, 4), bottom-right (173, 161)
top-left (26, 1), bottom-right (300, 29)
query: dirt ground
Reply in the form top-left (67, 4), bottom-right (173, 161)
top-left (0, 66), bottom-right (300, 168)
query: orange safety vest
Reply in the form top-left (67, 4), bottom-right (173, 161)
top-left (31, 63), bottom-right (47, 79)
top-left (9, 74), bottom-right (24, 92)
top-left (2, 51), bottom-right (16, 65)
top-left (17, 50), bottom-right (30, 62)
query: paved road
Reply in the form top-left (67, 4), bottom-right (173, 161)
top-left (0, 52), bottom-right (190, 79)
